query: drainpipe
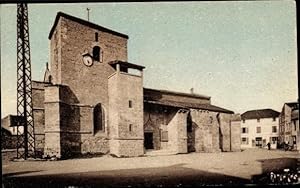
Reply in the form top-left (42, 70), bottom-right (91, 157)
top-left (229, 120), bottom-right (232, 151)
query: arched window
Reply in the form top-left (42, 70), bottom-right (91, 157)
top-left (93, 46), bottom-right (100, 61)
top-left (94, 103), bottom-right (104, 133)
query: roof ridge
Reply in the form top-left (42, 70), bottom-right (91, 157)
top-left (48, 11), bottom-right (129, 40)
top-left (144, 87), bottom-right (211, 100)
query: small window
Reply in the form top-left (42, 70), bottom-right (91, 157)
top-left (241, 137), bottom-right (248, 144)
top-left (257, 118), bottom-right (260, 123)
top-left (242, 127), bottom-right (247, 133)
top-left (129, 124), bottom-right (133, 132)
top-left (273, 117), bottom-right (276, 121)
top-left (95, 32), bottom-right (98, 42)
top-left (256, 127), bottom-right (261, 133)
top-left (272, 126), bottom-right (277, 133)
top-left (93, 46), bottom-right (100, 61)
top-left (242, 119), bottom-right (245, 123)
top-left (129, 100), bottom-right (132, 108)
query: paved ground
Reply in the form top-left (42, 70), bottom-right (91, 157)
top-left (2, 149), bottom-right (300, 187)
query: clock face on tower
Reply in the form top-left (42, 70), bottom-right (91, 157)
top-left (82, 54), bottom-right (93, 67)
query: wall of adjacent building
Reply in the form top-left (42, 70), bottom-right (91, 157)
top-left (279, 104), bottom-right (292, 144)
top-left (241, 117), bottom-right (279, 149)
top-left (279, 104), bottom-right (299, 150)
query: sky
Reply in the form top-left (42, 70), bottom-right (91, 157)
top-left (0, 1), bottom-right (298, 118)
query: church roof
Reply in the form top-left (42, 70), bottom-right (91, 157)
top-left (144, 88), bottom-right (233, 114)
top-left (48, 12), bottom-right (129, 40)
top-left (144, 88), bottom-right (210, 100)
top-left (144, 100), bottom-right (234, 114)
top-left (241, 109), bottom-right (280, 120)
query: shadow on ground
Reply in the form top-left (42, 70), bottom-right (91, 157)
top-left (3, 163), bottom-right (250, 188)
top-left (252, 157), bottom-right (298, 184)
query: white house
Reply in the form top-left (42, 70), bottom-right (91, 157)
top-left (241, 109), bottom-right (280, 149)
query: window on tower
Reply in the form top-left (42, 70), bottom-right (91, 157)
top-left (95, 32), bottom-right (98, 42)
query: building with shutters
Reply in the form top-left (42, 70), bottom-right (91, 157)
top-left (240, 109), bottom-right (280, 149)
top-left (279, 102), bottom-right (299, 150)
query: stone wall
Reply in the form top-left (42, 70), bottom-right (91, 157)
top-left (44, 84), bottom-right (110, 158)
top-left (50, 16), bottom-right (128, 108)
top-left (110, 139), bottom-right (144, 157)
top-left (219, 113), bottom-right (241, 152)
top-left (219, 113), bottom-right (231, 151)
top-left (230, 114), bottom-right (241, 152)
top-left (190, 109), bottom-right (221, 153)
top-left (32, 81), bottom-right (50, 153)
top-left (167, 109), bottom-right (188, 153)
top-left (44, 85), bottom-right (61, 158)
top-left (144, 104), bottom-right (177, 150)
top-left (108, 71), bottom-right (144, 157)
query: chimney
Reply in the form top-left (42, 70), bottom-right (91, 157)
top-left (190, 88), bottom-right (194, 94)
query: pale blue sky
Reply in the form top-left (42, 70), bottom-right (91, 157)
top-left (0, 1), bottom-right (298, 118)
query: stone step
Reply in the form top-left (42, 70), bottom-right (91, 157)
top-left (145, 149), bottom-right (177, 156)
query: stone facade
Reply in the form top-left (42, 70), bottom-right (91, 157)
top-left (279, 102), bottom-right (299, 150)
top-left (108, 67), bottom-right (144, 157)
top-left (3, 12), bottom-right (241, 158)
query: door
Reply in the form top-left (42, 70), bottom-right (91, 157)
top-left (255, 137), bottom-right (262, 147)
top-left (144, 132), bottom-right (154, 149)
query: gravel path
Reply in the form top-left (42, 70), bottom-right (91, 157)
top-left (2, 149), bottom-right (299, 187)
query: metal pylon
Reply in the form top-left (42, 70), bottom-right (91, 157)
top-left (16, 3), bottom-right (35, 159)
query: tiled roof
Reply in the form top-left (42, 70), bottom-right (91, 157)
top-left (241, 109), bottom-right (280, 120)
top-left (49, 12), bottom-right (129, 40)
top-left (144, 88), bottom-right (211, 100)
top-left (144, 100), bottom-right (234, 114)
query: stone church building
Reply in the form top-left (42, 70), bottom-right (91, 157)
top-left (27, 12), bottom-right (241, 158)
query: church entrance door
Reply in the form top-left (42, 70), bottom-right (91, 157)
top-left (144, 132), bottom-right (154, 149)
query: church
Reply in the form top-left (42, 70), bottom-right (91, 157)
top-left (28, 12), bottom-right (241, 158)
